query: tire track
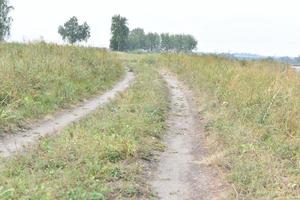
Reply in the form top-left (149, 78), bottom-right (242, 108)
top-left (150, 71), bottom-right (227, 200)
top-left (0, 71), bottom-right (134, 158)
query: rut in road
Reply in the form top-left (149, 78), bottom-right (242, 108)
top-left (150, 71), bottom-right (227, 200)
top-left (0, 71), bottom-right (134, 158)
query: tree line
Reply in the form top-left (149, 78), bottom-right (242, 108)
top-left (0, 2), bottom-right (197, 52)
top-left (127, 29), bottom-right (197, 52)
top-left (110, 15), bottom-right (198, 52)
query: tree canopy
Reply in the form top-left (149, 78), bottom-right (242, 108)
top-left (0, 0), bottom-right (13, 41)
top-left (145, 32), bottom-right (160, 51)
top-left (58, 16), bottom-right (91, 44)
top-left (126, 29), bottom-right (197, 52)
top-left (109, 15), bottom-right (129, 51)
top-left (127, 28), bottom-right (145, 50)
top-left (109, 15), bottom-right (198, 52)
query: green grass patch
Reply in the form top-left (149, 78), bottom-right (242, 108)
top-left (159, 54), bottom-right (300, 199)
top-left (0, 42), bottom-right (123, 134)
top-left (0, 56), bottom-right (168, 200)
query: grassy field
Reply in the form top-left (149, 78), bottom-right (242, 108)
top-left (1, 47), bottom-right (299, 199)
top-left (0, 55), bottom-right (168, 199)
top-left (0, 42), bottom-right (123, 134)
top-left (158, 54), bottom-right (300, 199)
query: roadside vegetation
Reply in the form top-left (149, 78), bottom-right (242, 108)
top-left (1, 0), bottom-right (299, 199)
top-left (0, 42), bottom-right (123, 134)
top-left (158, 54), bottom-right (300, 199)
top-left (0, 55), bottom-right (168, 200)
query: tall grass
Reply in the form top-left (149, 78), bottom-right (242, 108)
top-left (0, 56), bottom-right (168, 199)
top-left (160, 54), bottom-right (300, 199)
top-left (0, 42), bottom-right (123, 133)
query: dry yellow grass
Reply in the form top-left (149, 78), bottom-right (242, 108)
top-left (0, 42), bottom-right (123, 134)
top-left (0, 54), bottom-right (168, 199)
top-left (159, 54), bottom-right (300, 199)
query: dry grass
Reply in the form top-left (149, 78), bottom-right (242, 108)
top-left (0, 55), bottom-right (168, 199)
top-left (0, 42), bottom-right (123, 134)
top-left (1, 48), bottom-right (299, 199)
top-left (159, 54), bottom-right (300, 199)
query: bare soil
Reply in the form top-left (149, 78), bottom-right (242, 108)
top-left (150, 71), bottom-right (229, 200)
top-left (0, 71), bottom-right (134, 158)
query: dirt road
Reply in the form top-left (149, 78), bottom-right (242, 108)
top-left (150, 71), bottom-right (227, 200)
top-left (0, 71), bottom-right (134, 158)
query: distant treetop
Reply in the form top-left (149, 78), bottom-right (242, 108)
top-left (109, 15), bottom-right (198, 52)
top-left (58, 16), bottom-right (91, 44)
top-left (109, 15), bottom-right (129, 51)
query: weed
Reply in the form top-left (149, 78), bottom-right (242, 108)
top-left (0, 42), bottom-right (123, 134)
top-left (160, 54), bottom-right (300, 199)
top-left (0, 54), bottom-right (168, 199)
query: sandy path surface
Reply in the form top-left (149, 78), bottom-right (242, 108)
top-left (150, 71), bottom-right (228, 200)
top-left (0, 71), bottom-right (134, 158)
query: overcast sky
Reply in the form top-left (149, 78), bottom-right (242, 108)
top-left (8, 0), bottom-right (300, 56)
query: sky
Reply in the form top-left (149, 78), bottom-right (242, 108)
top-left (8, 0), bottom-right (300, 57)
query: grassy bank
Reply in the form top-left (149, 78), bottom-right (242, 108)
top-left (0, 42), bottom-right (123, 134)
top-left (0, 56), bottom-right (168, 199)
top-left (159, 54), bottom-right (300, 199)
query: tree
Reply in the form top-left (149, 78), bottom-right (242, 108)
top-left (160, 33), bottom-right (171, 51)
top-left (163, 33), bottom-right (197, 52)
top-left (184, 34), bottom-right (197, 52)
top-left (58, 16), bottom-right (90, 44)
top-left (127, 28), bottom-right (145, 50)
top-left (109, 15), bottom-right (129, 51)
top-left (172, 34), bottom-right (184, 52)
top-left (145, 32), bottom-right (160, 51)
top-left (0, 0), bottom-right (13, 41)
